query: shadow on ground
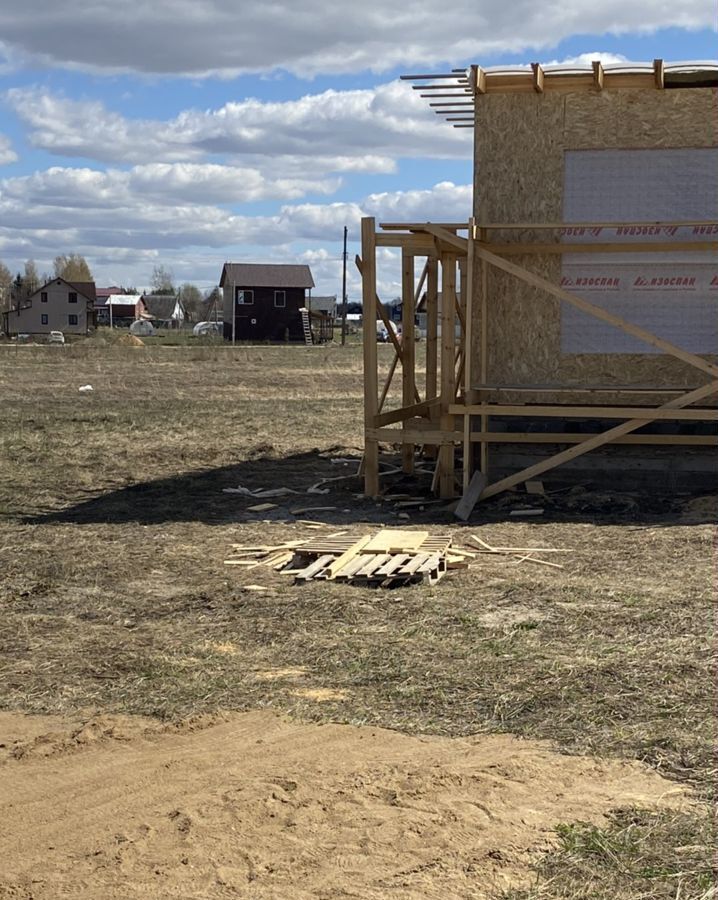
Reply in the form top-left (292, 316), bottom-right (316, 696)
top-left (24, 451), bottom-right (371, 527)
top-left (21, 449), bottom-right (716, 528)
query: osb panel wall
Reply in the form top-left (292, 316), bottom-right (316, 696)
top-left (471, 87), bottom-right (718, 404)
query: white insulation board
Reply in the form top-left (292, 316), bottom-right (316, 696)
top-left (561, 148), bottom-right (718, 354)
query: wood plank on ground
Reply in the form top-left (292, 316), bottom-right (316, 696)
top-left (454, 471), bottom-right (487, 521)
top-left (363, 529), bottom-right (430, 553)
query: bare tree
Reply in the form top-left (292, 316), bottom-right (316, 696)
top-left (150, 265), bottom-right (175, 295)
top-left (24, 259), bottom-right (40, 296)
top-left (0, 260), bottom-right (11, 312)
top-left (53, 254), bottom-right (93, 281)
top-left (178, 283), bottom-right (203, 322)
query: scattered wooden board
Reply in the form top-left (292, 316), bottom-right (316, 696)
top-left (364, 529), bottom-right (429, 553)
top-left (454, 471), bottom-right (487, 522)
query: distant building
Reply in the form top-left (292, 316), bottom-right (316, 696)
top-left (307, 294), bottom-right (337, 343)
top-left (96, 294), bottom-right (142, 326)
top-left (140, 294), bottom-right (186, 328)
top-left (220, 263), bottom-right (315, 342)
top-left (3, 278), bottom-right (97, 336)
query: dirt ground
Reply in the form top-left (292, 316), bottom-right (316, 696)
top-left (0, 710), bottom-right (691, 899)
top-left (0, 341), bottom-right (715, 898)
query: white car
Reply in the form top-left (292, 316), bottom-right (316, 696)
top-left (47, 331), bottom-right (65, 345)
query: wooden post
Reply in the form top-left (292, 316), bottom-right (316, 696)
top-left (462, 219), bottom-right (476, 491)
top-left (401, 250), bottom-right (415, 474)
top-left (438, 253), bottom-right (457, 498)
top-left (361, 217), bottom-right (379, 496)
top-left (478, 226), bottom-right (489, 476)
top-left (424, 255), bottom-right (439, 459)
top-left (425, 256), bottom-right (439, 401)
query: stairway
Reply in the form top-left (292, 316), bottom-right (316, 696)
top-left (300, 308), bottom-right (313, 345)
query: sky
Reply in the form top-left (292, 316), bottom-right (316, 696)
top-left (0, 2), bottom-right (716, 299)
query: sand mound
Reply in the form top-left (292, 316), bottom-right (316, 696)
top-left (0, 711), bottom-right (688, 899)
top-left (116, 333), bottom-right (145, 347)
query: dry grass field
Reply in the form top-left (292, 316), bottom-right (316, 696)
top-left (0, 340), bottom-right (715, 898)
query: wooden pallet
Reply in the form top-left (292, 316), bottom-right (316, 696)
top-left (224, 529), bottom-right (454, 588)
top-left (290, 529), bottom-right (452, 587)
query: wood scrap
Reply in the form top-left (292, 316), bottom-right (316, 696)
top-left (525, 480), bottom-right (545, 495)
top-left (290, 506), bottom-right (337, 515)
top-left (509, 508), bottom-right (544, 517)
top-left (225, 528), bottom-right (455, 589)
top-left (364, 529), bottom-right (429, 553)
top-left (246, 502), bottom-right (278, 513)
top-left (454, 471), bottom-right (487, 521)
top-left (512, 554), bottom-right (564, 569)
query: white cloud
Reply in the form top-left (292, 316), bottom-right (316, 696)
top-left (0, 134), bottom-right (17, 165)
top-left (545, 51), bottom-right (630, 66)
top-left (5, 81), bottom-right (469, 170)
top-left (1, 164), bottom-right (339, 207)
top-left (0, 1), bottom-right (714, 77)
top-left (0, 175), bottom-right (471, 291)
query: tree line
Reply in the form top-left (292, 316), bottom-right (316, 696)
top-left (0, 257), bottom-right (217, 322)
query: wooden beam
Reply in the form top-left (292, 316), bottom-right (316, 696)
top-left (478, 226), bottom-right (490, 477)
top-left (377, 352), bottom-right (399, 414)
top-left (374, 398), bottom-right (437, 428)
top-left (375, 233), bottom-right (436, 252)
top-left (455, 471), bottom-right (487, 521)
top-left (369, 427), bottom-right (717, 447)
top-left (480, 240), bottom-right (718, 255)
top-left (592, 60), bottom-right (604, 91)
top-left (356, 253), bottom-right (421, 404)
top-left (475, 245), bottom-right (718, 379)
top-left (468, 431), bottom-right (718, 447)
top-left (480, 381), bottom-right (718, 499)
top-left (423, 225), bottom-right (469, 254)
top-left (369, 427), bottom-right (461, 444)
top-left (425, 255), bottom-right (439, 405)
top-left (474, 65), bottom-right (486, 95)
top-left (438, 253), bottom-right (457, 497)
top-left (654, 58), bottom-right (665, 89)
top-left (361, 217), bottom-right (379, 497)
top-left (429, 220), bottom-right (717, 231)
top-left (401, 250), bottom-right (416, 473)
top-left (449, 404), bottom-right (718, 421)
top-left (531, 62), bottom-right (545, 93)
top-left (462, 220), bottom-right (476, 490)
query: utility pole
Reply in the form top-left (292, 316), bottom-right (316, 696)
top-left (232, 285), bottom-right (236, 345)
top-left (341, 225), bottom-right (348, 346)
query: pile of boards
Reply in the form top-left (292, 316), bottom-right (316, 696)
top-left (225, 529), bottom-right (467, 588)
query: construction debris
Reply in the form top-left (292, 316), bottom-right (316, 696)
top-left (223, 484), bottom-right (299, 498)
top-left (225, 528), bottom-right (453, 588)
top-left (469, 535), bottom-right (569, 570)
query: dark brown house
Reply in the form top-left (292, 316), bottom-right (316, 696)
top-left (220, 263), bottom-right (315, 342)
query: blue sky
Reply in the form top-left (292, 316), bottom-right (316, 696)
top-left (0, 2), bottom-right (715, 297)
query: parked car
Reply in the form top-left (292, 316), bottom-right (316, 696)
top-left (47, 331), bottom-right (65, 345)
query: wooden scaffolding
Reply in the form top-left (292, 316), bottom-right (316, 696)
top-left (359, 218), bottom-right (718, 501)
top-left (360, 59), bottom-right (718, 503)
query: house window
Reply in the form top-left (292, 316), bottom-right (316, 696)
top-left (68, 314), bottom-right (78, 326)
top-left (41, 314), bottom-right (48, 325)
top-left (41, 292), bottom-right (48, 303)
top-left (274, 290), bottom-right (286, 308)
top-left (68, 292), bottom-right (78, 303)
top-left (236, 289), bottom-right (254, 305)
